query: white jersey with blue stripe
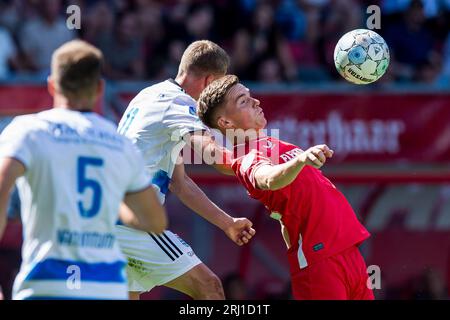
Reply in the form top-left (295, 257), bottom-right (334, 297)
top-left (0, 108), bottom-right (151, 300)
top-left (117, 79), bottom-right (209, 204)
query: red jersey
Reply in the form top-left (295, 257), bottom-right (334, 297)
top-left (231, 136), bottom-right (370, 275)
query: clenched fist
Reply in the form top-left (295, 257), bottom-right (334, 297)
top-left (298, 144), bottom-right (334, 169)
top-left (223, 217), bottom-right (256, 246)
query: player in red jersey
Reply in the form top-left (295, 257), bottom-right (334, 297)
top-left (197, 75), bottom-right (374, 300)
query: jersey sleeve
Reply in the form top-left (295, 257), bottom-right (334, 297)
top-left (232, 150), bottom-right (273, 193)
top-left (162, 95), bottom-right (210, 139)
top-left (0, 117), bottom-right (34, 169)
top-left (124, 142), bottom-right (153, 193)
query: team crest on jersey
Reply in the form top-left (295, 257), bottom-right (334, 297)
top-left (188, 106), bottom-right (196, 116)
top-left (262, 140), bottom-right (274, 149)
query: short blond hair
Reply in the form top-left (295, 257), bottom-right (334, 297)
top-left (178, 40), bottom-right (229, 77)
top-left (51, 40), bottom-right (103, 100)
top-left (197, 75), bottom-right (239, 128)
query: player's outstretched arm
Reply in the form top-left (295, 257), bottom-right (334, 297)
top-left (254, 145), bottom-right (334, 191)
top-left (169, 159), bottom-right (255, 246)
top-left (120, 186), bottom-right (168, 234)
top-left (0, 158), bottom-right (25, 239)
top-left (185, 132), bottom-right (235, 176)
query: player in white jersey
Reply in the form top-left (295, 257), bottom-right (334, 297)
top-left (116, 40), bottom-right (255, 300)
top-left (0, 40), bottom-right (167, 300)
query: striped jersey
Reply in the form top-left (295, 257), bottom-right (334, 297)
top-left (0, 108), bottom-right (151, 300)
top-left (117, 79), bottom-right (209, 204)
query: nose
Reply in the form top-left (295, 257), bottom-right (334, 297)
top-left (252, 98), bottom-right (260, 108)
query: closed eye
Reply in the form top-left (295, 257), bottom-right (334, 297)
top-left (235, 93), bottom-right (248, 106)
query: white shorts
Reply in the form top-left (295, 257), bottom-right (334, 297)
top-left (115, 225), bottom-right (202, 292)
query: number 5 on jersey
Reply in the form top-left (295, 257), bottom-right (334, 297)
top-left (77, 156), bottom-right (104, 218)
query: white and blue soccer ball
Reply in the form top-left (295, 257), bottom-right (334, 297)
top-left (334, 29), bottom-right (390, 85)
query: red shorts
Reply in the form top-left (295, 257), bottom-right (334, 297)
top-left (291, 245), bottom-right (374, 300)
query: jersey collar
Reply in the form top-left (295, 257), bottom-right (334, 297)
top-left (167, 78), bottom-right (186, 93)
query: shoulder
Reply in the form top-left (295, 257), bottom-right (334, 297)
top-left (90, 113), bottom-right (119, 132)
top-left (130, 80), bottom-right (193, 108)
top-left (0, 114), bottom-right (47, 146)
top-left (167, 92), bottom-right (196, 115)
top-left (4, 114), bottom-right (42, 133)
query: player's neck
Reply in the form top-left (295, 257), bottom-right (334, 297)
top-left (53, 94), bottom-right (95, 112)
top-left (175, 74), bottom-right (201, 101)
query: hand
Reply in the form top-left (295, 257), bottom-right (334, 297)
top-left (298, 144), bottom-right (334, 169)
top-left (223, 217), bottom-right (256, 246)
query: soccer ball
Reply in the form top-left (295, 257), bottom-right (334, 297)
top-left (334, 29), bottom-right (390, 84)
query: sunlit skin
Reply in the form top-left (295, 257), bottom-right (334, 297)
top-left (216, 83), bottom-right (267, 136)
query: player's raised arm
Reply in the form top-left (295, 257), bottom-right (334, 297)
top-left (254, 145), bottom-right (334, 191)
top-left (169, 157), bottom-right (255, 246)
top-left (0, 158), bottom-right (25, 239)
top-left (119, 186), bottom-right (168, 234)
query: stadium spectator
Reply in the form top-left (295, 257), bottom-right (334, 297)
top-left (0, 27), bottom-right (18, 79)
top-left (98, 11), bottom-right (145, 80)
top-left (82, 0), bottom-right (115, 45)
top-left (257, 58), bottom-right (284, 83)
top-left (153, 39), bottom-right (187, 80)
top-left (275, 0), bottom-right (308, 41)
top-left (18, 0), bottom-right (75, 75)
top-left (243, 2), bottom-right (297, 82)
top-left (438, 32), bottom-right (450, 85)
top-left (184, 4), bottom-right (216, 42)
top-left (135, 2), bottom-right (167, 78)
top-left (0, 0), bottom-right (445, 84)
top-left (0, 0), bottom-right (22, 34)
top-left (320, 0), bottom-right (364, 80)
top-left (287, 3), bottom-right (331, 82)
top-left (229, 29), bottom-right (253, 80)
top-left (383, 0), bottom-right (437, 81)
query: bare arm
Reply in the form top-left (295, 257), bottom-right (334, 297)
top-left (169, 159), bottom-right (255, 246)
top-left (186, 131), bottom-right (234, 176)
top-left (254, 144), bottom-right (333, 191)
top-left (0, 158), bottom-right (25, 240)
top-left (120, 186), bottom-right (168, 234)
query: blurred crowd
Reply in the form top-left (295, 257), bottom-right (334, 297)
top-left (0, 0), bottom-right (449, 85)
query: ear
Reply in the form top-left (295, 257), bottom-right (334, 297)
top-left (217, 116), bottom-right (233, 130)
top-left (94, 79), bottom-right (105, 104)
top-left (47, 76), bottom-right (55, 97)
top-left (97, 79), bottom-right (105, 96)
top-left (204, 74), bottom-right (216, 87)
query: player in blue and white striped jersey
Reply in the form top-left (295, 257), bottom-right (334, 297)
top-left (0, 40), bottom-right (167, 300)
top-left (116, 40), bottom-right (256, 300)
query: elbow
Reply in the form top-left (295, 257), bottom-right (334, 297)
top-left (168, 176), bottom-right (186, 196)
top-left (265, 178), bottom-right (284, 191)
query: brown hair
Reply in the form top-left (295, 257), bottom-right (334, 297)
top-left (178, 40), bottom-right (229, 77)
top-left (197, 74), bottom-right (239, 128)
top-left (51, 40), bottom-right (103, 100)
